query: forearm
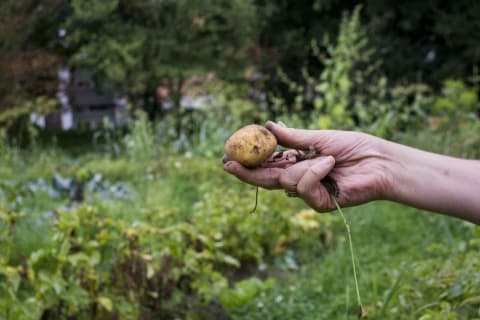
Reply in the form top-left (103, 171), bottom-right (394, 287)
top-left (381, 140), bottom-right (480, 224)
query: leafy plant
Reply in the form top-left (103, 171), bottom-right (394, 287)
top-left (219, 278), bottom-right (275, 312)
top-left (272, 5), bottom-right (434, 139)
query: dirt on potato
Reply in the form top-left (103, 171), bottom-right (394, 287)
top-left (224, 124), bottom-right (277, 167)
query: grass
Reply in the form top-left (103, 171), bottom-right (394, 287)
top-left (333, 197), bottom-right (363, 317)
top-left (227, 201), bottom-right (475, 319)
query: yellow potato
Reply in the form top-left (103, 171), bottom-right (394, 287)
top-left (224, 124), bottom-right (277, 167)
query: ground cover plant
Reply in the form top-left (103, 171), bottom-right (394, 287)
top-left (1, 109), bottom-right (479, 319)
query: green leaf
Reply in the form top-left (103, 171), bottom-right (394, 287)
top-left (217, 252), bottom-right (240, 267)
top-left (219, 278), bottom-right (270, 310)
top-left (461, 295), bottom-right (480, 306)
top-left (68, 252), bottom-right (89, 267)
top-left (97, 296), bottom-right (113, 312)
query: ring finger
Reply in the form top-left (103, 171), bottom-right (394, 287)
top-left (279, 158), bottom-right (325, 192)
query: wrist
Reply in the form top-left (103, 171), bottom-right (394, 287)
top-left (373, 137), bottom-right (414, 202)
top-left (379, 138), bottom-right (454, 204)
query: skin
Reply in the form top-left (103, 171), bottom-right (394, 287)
top-left (224, 121), bottom-right (480, 224)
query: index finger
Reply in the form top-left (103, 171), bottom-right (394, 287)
top-left (266, 121), bottom-right (326, 150)
top-left (223, 161), bottom-right (283, 189)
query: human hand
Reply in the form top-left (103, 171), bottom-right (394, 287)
top-left (223, 121), bottom-right (392, 212)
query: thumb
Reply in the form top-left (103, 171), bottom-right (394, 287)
top-left (265, 121), bottom-right (323, 150)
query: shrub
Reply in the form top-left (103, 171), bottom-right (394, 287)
top-left (0, 180), bottom-right (332, 319)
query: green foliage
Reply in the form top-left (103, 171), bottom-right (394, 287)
top-left (271, 5), bottom-right (480, 140)
top-left (257, 0), bottom-right (480, 90)
top-left (0, 0), bottom-right (64, 144)
top-left (64, 0), bottom-right (258, 133)
top-left (1, 109), bottom-right (480, 319)
top-left (220, 203), bottom-right (480, 320)
top-left (0, 97), bottom-right (58, 147)
top-left (434, 79), bottom-right (480, 116)
top-left (1, 2), bottom-right (480, 319)
top-left (83, 157), bottom-right (140, 181)
top-left (156, 81), bottom-right (268, 155)
top-left (2, 0), bottom-right (480, 138)
top-left (219, 278), bottom-right (275, 312)
top-left (66, 0), bottom-right (256, 99)
top-left (194, 189), bottom-right (294, 262)
top-left (393, 80), bottom-right (480, 158)
top-left (371, 0), bottom-right (480, 84)
top-left (0, 147), bottom-right (330, 318)
top-left (124, 111), bottom-right (155, 166)
top-left (309, 5), bottom-right (380, 130)
top-left (272, 6), bottom-right (396, 134)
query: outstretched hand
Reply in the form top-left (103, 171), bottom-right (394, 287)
top-left (223, 121), bottom-right (392, 212)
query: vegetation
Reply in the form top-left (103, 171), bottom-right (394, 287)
top-left (1, 111), bottom-right (479, 319)
top-left (66, 0), bottom-right (256, 123)
top-left (1, 2), bottom-right (480, 320)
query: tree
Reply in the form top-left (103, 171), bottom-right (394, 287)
top-left (365, 0), bottom-right (480, 86)
top-left (66, 0), bottom-right (257, 126)
top-left (255, 0), bottom-right (480, 92)
top-left (0, 0), bottom-right (67, 116)
top-left (0, 0), bottom-right (67, 144)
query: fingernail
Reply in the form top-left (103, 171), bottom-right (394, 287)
top-left (324, 155), bottom-right (335, 165)
top-left (222, 154), bottom-right (230, 164)
top-left (223, 161), bottom-right (235, 172)
top-left (265, 120), bottom-right (275, 129)
top-left (277, 121), bottom-right (286, 128)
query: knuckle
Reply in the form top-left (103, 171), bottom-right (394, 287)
top-left (253, 169), bottom-right (280, 189)
top-left (303, 190), bottom-right (335, 213)
top-left (279, 172), bottom-right (296, 189)
top-left (304, 196), bottom-right (326, 213)
top-left (309, 164), bottom-right (326, 176)
top-left (296, 183), bottom-right (309, 195)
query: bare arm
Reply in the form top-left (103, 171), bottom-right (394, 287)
top-left (381, 140), bottom-right (480, 224)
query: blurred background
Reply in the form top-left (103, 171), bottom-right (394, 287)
top-left (0, 1), bottom-right (479, 319)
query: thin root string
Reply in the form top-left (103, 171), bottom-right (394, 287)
top-left (251, 185), bottom-right (259, 213)
top-left (333, 196), bottom-right (364, 318)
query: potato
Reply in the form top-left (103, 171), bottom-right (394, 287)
top-left (224, 124), bottom-right (277, 167)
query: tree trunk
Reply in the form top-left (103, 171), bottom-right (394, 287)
top-left (167, 75), bottom-right (185, 135)
top-left (143, 81), bottom-right (159, 121)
